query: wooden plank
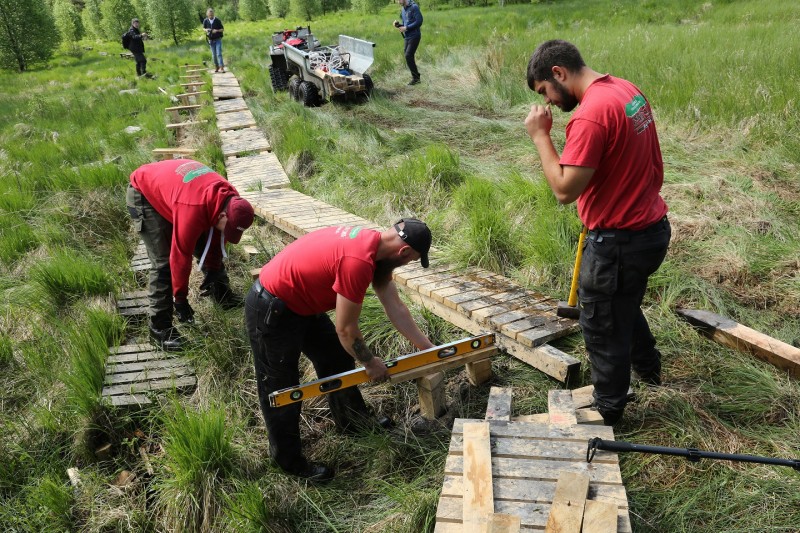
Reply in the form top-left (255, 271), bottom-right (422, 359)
top-left (107, 357), bottom-right (191, 373)
top-left (462, 422), bottom-right (494, 530)
top-left (451, 418), bottom-right (614, 442)
top-left (220, 128), bottom-right (270, 157)
top-left (572, 385), bottom-right (634, 410)
top-left (101, 375), bottom-right (196, 396)
top-left (109, 344), bottom-right (157, 355)
top-left (485, 387), bottom-right (513, 421)
top-left (213, 85), bottom-right (244, 99)
top-left (545, 472), bottom-right (590, 533)
top-left (548, 389), bottom-right (577, 426)
top-left (441, 474), bottom-right (629, 506)
top-left (108, 351), bottom-right (181, 364)
top-left (104, 365), bottom-right (194, 385)
top-left (448, 434), bottom-right (618, 466)
top-left (575, 408), bottom-right (605, 425)
top-left (511, 413), bottom-right (551, 423)
top-left (166, 120), bottom-right (206, 130)
top-left (466, 359), bottom-right (493, 386)
top-left (435, 498), bottom-right (631, 533)
top-left (106, 394), bottom-right (152, 407)
top-left (487, 513), bottom-right (521, 533)
top-left (217, 109), bottom-right (257, 131)
top-left (213, 97), bottom-right (248, 114)
top-left (404, 291), bottom-right (580, 383)
top-left (417, 372), bottom-right (446, 419)
top-left (677, 308), bottom-right (800, 377)
top-left (165, 104), bottom-right (201, 112)
top-left (582, 500), bottom-right (619, 533)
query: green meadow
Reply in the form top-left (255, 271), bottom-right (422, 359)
top-left (1, 0), bottom-right (799, 531)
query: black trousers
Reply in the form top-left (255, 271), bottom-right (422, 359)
top-left (579, 217), bottom-right (671, 417)
top-left (244, 281), bottom-right (371, 473)
top-left (126, 184), bottom-right (229, 329)
top-left (404, 37), bottom-right (421, 80)
top-left (133, 52), bottom-right (147, 76)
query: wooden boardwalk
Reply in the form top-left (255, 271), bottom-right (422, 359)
top-left (214, 97), bottom-right (249, 114)
top-left (434, 419), bottom-right (631, 532)
top-left (102, 344), bottom-right (196, 407)
top-left (217, 109), bottom-right (257, 131)
top-left (225, 152), bottom-right (289, 191)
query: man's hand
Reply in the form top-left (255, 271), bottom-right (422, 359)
top-left (398, 26), bottom-right (407, 32)
top-left (363, 357), bottom-right (389, 383)
top-left (174, 300), bottom-right (195, 324)
top-left (524, 104), bottom-right (553, 143)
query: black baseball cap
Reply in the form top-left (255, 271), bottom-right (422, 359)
top-left (394, 218), bottom-right (432, 268)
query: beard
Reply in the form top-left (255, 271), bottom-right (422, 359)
top-left (552, 78), bottom-right (579, 112)
top-left (373, 258), bottom-right (406, 288)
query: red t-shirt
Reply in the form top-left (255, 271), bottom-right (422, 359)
top-left (130, 159), bottom-right (239, 300)
top-left (560, 75), bottom-right (668, 230)
top-left (260, 225), bottom-right (380, 316)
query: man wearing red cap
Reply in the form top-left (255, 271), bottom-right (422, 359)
top-left (127, 159), bottom-right (254, 351)
top-left (245, 219), bottom-right (434, 482)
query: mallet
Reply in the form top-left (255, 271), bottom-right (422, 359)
top-left (556, 225), bottom-right (587, 319)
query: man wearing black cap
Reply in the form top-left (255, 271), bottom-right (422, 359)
top-left (127, 159), bottom-right (255, 351)
top-left (245, 218), bottom-right (434, 482)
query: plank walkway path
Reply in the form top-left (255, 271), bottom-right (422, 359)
top-left (207, 70), bottom-right (581, 383)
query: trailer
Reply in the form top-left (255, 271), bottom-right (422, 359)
top-left (269, 32), bottom-right (376, 106)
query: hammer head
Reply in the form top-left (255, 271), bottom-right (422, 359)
top-left (556, 301), bottom-right (581, 320)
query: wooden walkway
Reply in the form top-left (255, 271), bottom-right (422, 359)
top-left (102, 344), bottom-right (195, 407)
top-left (209, 70), bottom-right (290, 191)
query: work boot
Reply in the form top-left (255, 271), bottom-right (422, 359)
top-left (408, 78), bottom-right (420, 86)
top-left (288, 462), bottom-right (334, 483)
top-left (590, 403), bottom-right (624, 427)
top-left (149, 325), bottom-right (184, 352)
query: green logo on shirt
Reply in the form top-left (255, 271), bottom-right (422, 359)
top-left (625, 95), bottom-right (646, 117)
top-left (349, 226), bottom-right (362, 238)
top-left (175, 161), bottom-right (215, 183)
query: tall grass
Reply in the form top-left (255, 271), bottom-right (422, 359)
top-left (156, 401), bottom-right (238, 531)
top-left (31, 249), bottom-right (115, 307)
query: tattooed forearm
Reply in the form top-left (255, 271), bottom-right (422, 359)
top-left (352, 338), bottom-right (376, 363)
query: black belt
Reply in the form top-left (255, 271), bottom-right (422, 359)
top-left (253, 279), bottom-right (277, 302)
top-left (587, 216), bottom-right (668, 243)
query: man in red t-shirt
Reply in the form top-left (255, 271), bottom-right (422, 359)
top-left (524, 40), bottom-right (671, 426)
top-left (127, 159), bottom-right (254, 350)
top-left (245, 219), bottom-right (434, 482)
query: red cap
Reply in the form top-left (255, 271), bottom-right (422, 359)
top-left (224, 196), bottom-right (254, 244)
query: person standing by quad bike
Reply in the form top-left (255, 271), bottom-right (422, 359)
top-left (123, 18), bottom-right (152, 79)
top-left (203, 8), bottom-right (225, 73)
top-left (393, 0), bottom-right (423, 85)
top-left (126, 159), bottom-right (254, 351)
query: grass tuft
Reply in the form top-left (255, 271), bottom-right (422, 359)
top-left (31, 249), bottom-right (115, 307)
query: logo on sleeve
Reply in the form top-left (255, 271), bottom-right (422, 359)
top-left (625, 94), bottom-right (654, 135)
top-left (175, 161), bottom-right (215, 183)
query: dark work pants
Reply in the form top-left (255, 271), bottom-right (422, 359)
top-left (244, 281), bottom-right (371, 474)
top-left (404, 37), bottom-right (421, 80)
top-left (126, 184), bottom-right (229, 329)
top-left (579, 217), bottom-right (671, 418)
top-left (133, 52), bottom-right (147, 76)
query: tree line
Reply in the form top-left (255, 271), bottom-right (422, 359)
top-left (0, 0), bottom-right (536, 72)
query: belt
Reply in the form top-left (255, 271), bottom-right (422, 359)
top-left (587, 216), bottom-right (668, 243)
top-left (253, 279), bottom-right (277, 302)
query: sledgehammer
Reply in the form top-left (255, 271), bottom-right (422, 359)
top-left (556, 225), bottom-right (587, 320)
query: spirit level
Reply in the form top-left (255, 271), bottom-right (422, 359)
top-left (268, 333), bottom-right (496, 407)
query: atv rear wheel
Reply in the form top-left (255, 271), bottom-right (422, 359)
top-left (269, 64), bottom-right (288, 92)
top-left (300, 81), bottom-right (320, 107)
top-left (362, 73), bottom-right (374, 96)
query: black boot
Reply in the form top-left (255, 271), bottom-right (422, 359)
top-left (149, 324), bottom-right (184, 352)
top-left (285, 461), bottom-right (334, 483)
top-left (200, 270), bottom-right (243, 310)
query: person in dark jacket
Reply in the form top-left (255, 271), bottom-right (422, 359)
top-left (393, 0), bottom-right (423, 85)
top-left (127, 159), bottom-right (255, 351)
top-left (203, 8), bottom-right (225, 73)
top-left (125, 18), bottom-right (151, 78)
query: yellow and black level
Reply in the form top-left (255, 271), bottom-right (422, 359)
top-left (268, 333), bottom-right (496, 407)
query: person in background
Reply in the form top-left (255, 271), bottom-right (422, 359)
top-left (393, 0), bottom-right (423, 85)
top-left (127, 159), bottom-right (254, 351)
top-left (203, 8), bottom-right (225, 73)
top-left (524, 40), bottom-right (671, 426)
top-left (125, 18), bottom-right (151, 79)
top-left (245, 219), bottom-right (434, 482)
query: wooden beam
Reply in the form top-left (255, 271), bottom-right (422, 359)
top-left (467, 359), bottom-right (493, 386)
top-left (548, 389), bottom-right (577, 426)
top-left (677, 308), bottom-right (800, 377)
top-left (485, 387), bottom-right (513, 421)
top-left (544, 472), bottom-right (590, 533)
top-left (581, 500), bottom-right (618, 533)
top-left (488, 513), bottom-right (521, 532)
top-left (416, 371), bottom-right (446, 419)
top-left (463, 422), bottom-right (494, 531)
